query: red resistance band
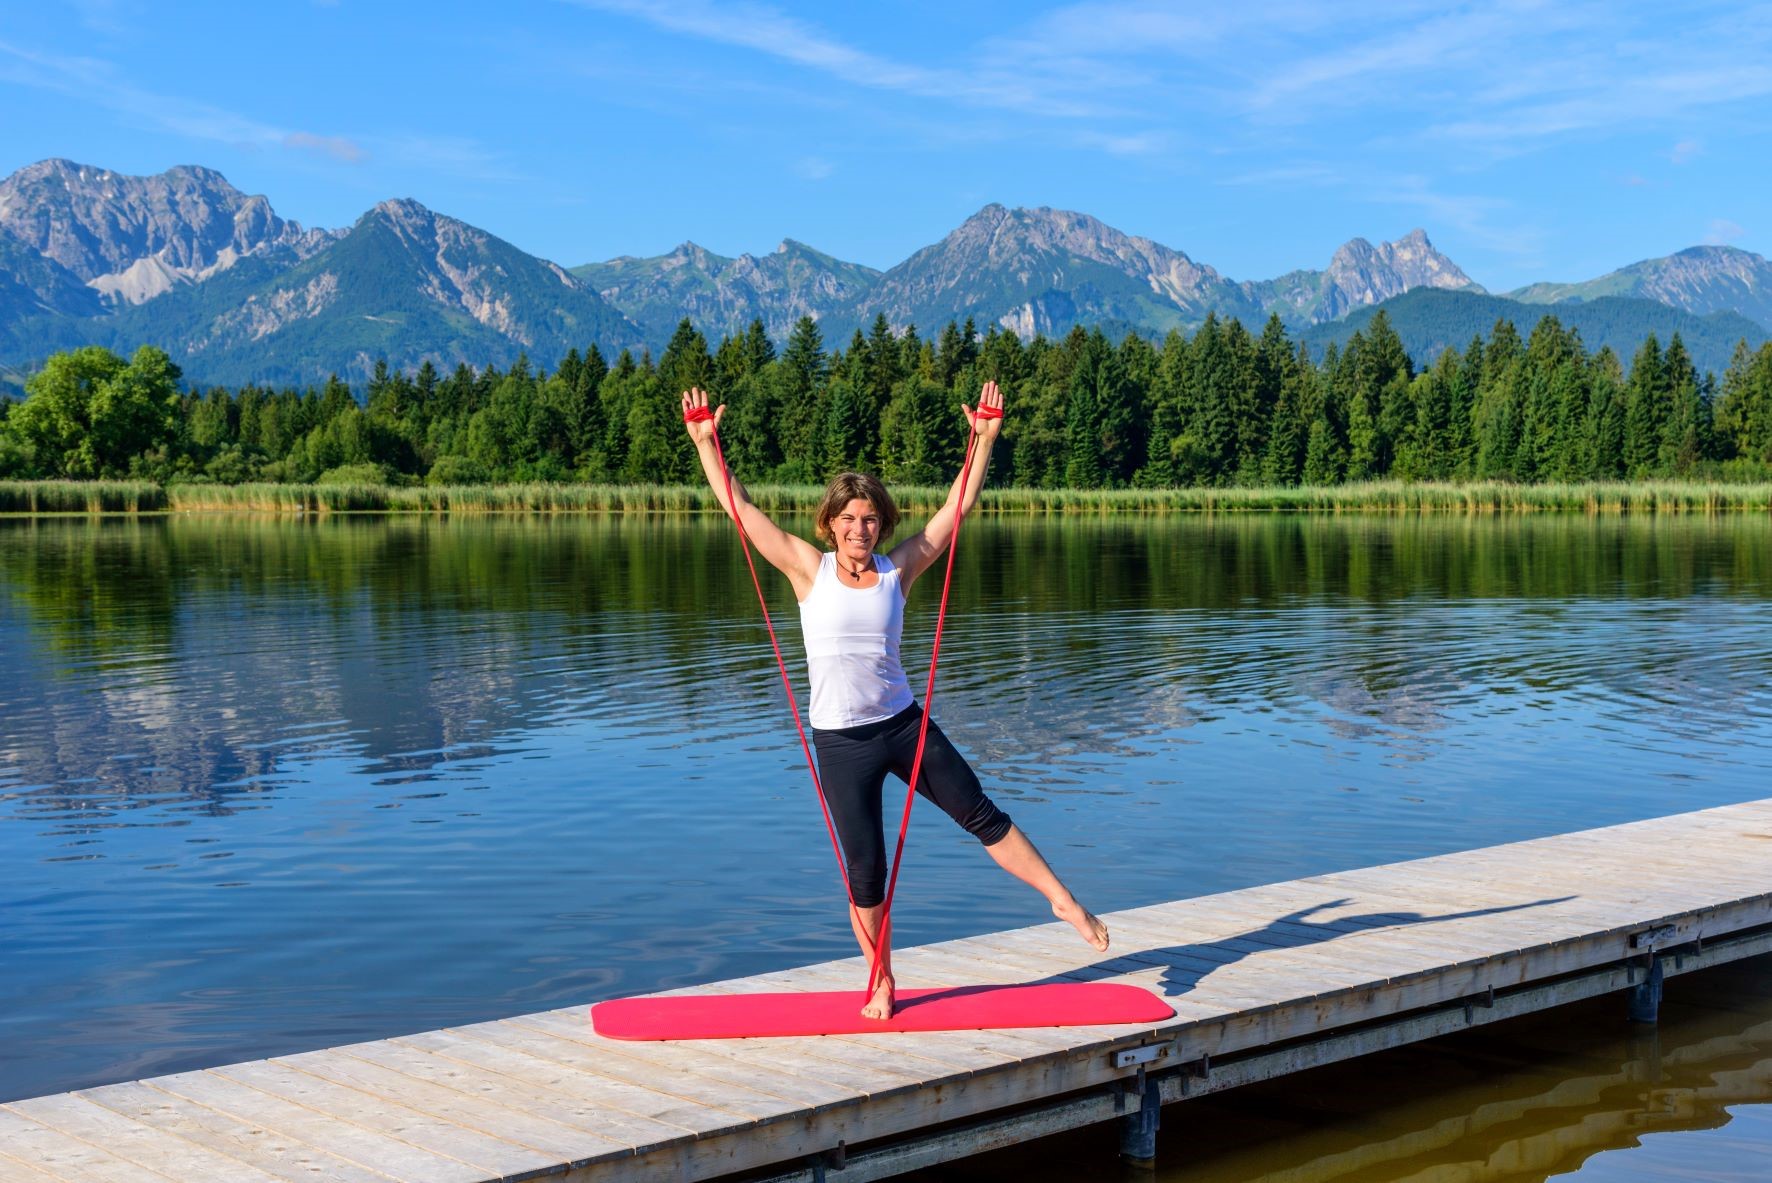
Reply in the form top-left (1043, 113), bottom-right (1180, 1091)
top-left (687, 396), bottom-right (994, 993)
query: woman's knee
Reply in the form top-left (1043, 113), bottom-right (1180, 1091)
top-left (964, 802), bottom-right (1013, 846)
top-left (848, 869), bottom-right (887, 909)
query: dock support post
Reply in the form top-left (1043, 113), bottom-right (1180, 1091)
top-left (1118, 1071), bottom-right (1161, 1168)
top-left (1628, 954), bottom-right (1663, 1024)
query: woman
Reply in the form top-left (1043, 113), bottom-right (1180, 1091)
top-left (682, 379), bottom-right (1109, 1021)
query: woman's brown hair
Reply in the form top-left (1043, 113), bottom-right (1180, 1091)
top-left (814, 472), bottom-right (901, 544)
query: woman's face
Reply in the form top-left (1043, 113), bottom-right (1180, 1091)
top-left (830, 498), bottom-right (882, 558)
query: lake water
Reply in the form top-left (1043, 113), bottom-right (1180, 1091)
top-left (2, 512), bottom-right (1771, 1181)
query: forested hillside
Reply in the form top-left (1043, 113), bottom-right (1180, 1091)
top-left (1308, 288), bottom-right (1767, 377)
top-left (4, 311), bottom-right (1771, 489)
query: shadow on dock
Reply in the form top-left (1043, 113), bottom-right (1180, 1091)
top-left (1044, 895), bottom-right (1578, 997)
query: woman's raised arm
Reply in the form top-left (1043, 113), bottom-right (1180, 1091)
top-left (683, 387), bottom-right (823, 599)
top-left (888, 379), bottom-right (1004, 594)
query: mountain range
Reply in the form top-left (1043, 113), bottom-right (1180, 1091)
top-left (1, 158), bottom-right (1769, 393)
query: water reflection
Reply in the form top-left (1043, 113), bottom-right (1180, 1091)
top-left (943, 957), bottom-right (1772, 1183)
top-left (1, 514), bottom-right (1771, 1108)
top-left (4, 514), bottom-right (1771, 819)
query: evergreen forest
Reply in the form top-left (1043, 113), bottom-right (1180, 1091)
top-left (4, 311), bottom-right (1772, 489)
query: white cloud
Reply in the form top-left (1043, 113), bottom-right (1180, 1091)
top-left (793, 156), bottom-right (833, 181)
top-left (0, 39), bottom-right (514, 181)
top-left (1072, 129), bottom-right (1173, 157)
top-left (564, 0), bottom-right (1122, 119)
top-left (1705, 218), bottom-right (1745, 245)
top-left (1670, 138), bottom-right (1703, 164)
top-left (284, 131), bottom-right (368, 164)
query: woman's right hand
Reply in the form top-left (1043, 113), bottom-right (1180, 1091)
top-left (681, 387), bottom-right (724, 445)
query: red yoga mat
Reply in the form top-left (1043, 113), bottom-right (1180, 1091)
top-left (590, 982), bottom-right (1174, 1040)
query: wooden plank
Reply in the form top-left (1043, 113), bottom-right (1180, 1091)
top-left (8, 1094), bottom-right (295, 1183)
top-left (206, 1059), bottom-right (556, 1179)
top-left (273, 1048), bottom-right (627, 1168)
top-left (0, 1107), bottom-right (180, 1183)
top-left (143, 1069), bottom-right (484, 1183)
top-left (75, 1081), bottom-right (394, 1183)
top-left (389, 1028), bottom-right (705, 1149)
top-left (511, 1011), bottom-right (866, 1112)
top-left (142, 1070), bottom-right (483, 1183)
top-left (426, 1017), bottom-right (788, 1127)
top-left (334, 1039), bottom-right (652, 1158)
top-left (0, 1149), bottom-right (66, 1183)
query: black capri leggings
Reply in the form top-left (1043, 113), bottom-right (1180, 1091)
top-left (811, 702), bottom-right (1013, 908)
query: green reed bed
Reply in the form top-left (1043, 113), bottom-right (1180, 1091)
top-left (0, 480), bottom-right (167, 514)
top-left (5, 479), bottom-right (1772, 516)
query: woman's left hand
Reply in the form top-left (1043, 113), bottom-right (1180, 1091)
top-left (963, 380), bottom-right (1005, 441)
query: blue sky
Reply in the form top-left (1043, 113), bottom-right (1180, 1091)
top-left (2, 0), bottom-right (1768, 291)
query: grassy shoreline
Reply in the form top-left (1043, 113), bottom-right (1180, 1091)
top-left (3, 479), bottom-right (1772, 517)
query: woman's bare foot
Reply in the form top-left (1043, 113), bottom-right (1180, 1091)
top-left (1054, 897), bottom-right (1110, 952)
top-left (861, 974), bottom-right (896, 1021)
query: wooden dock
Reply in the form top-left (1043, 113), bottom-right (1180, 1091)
top-left (5, 798), bottom-right (1772, 1182)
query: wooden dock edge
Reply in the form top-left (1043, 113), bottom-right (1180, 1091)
top-left (733, 918), bottom-right (1772, 1183)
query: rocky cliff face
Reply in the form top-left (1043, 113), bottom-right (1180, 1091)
top-left (1245, 229), bottom-right (1483, 324)
top-left (573, 237), bottom-right (881, 343)
top-left (101, 195), bottom-right (644, 386)
top-left (1510, 245), bottom-right (1772, 330)
top-left (0, 159), bottom-right (334, 305)
top-left (0, 230), bottom-right (105, 323)
top-left (850, 204), bottom-right (1255, 338)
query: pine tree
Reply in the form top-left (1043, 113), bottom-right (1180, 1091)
top-left (1010, 337), bottom-right (1073, 488)
top-left (1137, 331), bottom-right (1188, 486)
top-left (620, 353), bottom-right (682, 483)
top-left (1089, 333), bottom-right (1142, 485)
top-left (658, 319), bottom-right (713, 400)
top-left (1624, 335), bottom-right (1669, 476)
top-left (1659, 334), bottom-right (1710, 474)
top-left (1063, 336), bottom-right (1105, 488)
top-left (1583, 347), bottom-right (1627, 478)
top-left (1474, 321), bottom-right (1525, 479)
top-left (1363, 310), bottom-right (1414, 477)
top-left (778, 317), bottom-right (828, 481)
top-left (879, 376), bottom-right (950, 485)
top-left (1263, 342), bottom-right (1316, 485)
top-left (1716, 341), bottom-right (1772, 464)
top-left (823, 375), bottom-right (868, 474)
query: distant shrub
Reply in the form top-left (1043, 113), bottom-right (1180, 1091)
top-left (0, 432), bottom-right (33, 480)
top-left (202, 446), bottom-right (260, 485)
top-left (317, 462), bottom-right (392, 486)
top-left (426, 455), bottom-right (489, 486)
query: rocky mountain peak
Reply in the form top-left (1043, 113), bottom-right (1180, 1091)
top-left (370, 197), bottom-right (439, 229)
top-left (0, 158), bottom-right (332, 305)
top-left (1316, 229), bottom-right (1480, 320)
top-left (665, 241), bottom-right (724, 269)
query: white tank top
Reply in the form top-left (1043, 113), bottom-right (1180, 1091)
top-left (798, 552), bottom-right (915, 729)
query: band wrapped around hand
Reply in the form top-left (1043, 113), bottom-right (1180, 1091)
top-left (683, 406), bottom-right (715, 424)
top-left (974, 404), bottom-right (1004, 420)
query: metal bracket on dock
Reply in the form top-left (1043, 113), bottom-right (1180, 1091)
top-left (1631, 924), bottom-right (1679, 950)
top-left (1111, 1040), bottom-right (1177, 1070)
top-left (1462, 985), bottom-right (1495, 1024)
